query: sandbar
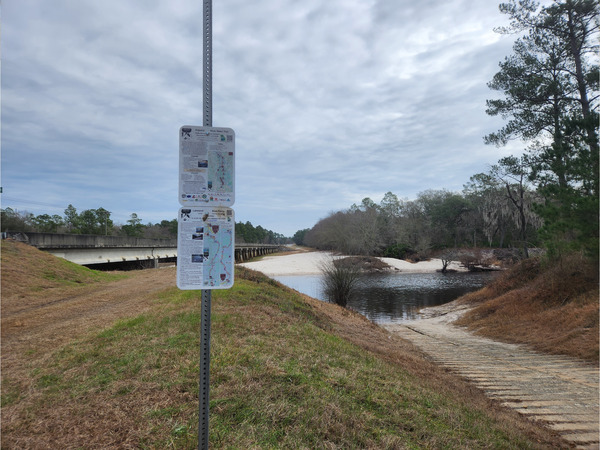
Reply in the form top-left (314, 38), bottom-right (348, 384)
top-left (238, 250), bottom-right (466, 277)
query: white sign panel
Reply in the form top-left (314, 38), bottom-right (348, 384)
top-left (179, 126), bottom-right (235, 206)
top-left (177, 207), bottom-right (234, 290)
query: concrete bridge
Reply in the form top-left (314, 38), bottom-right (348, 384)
top-left (3, 232), bottom-right (283, 267)
top-left (234, 243), bottom-right (282, 263)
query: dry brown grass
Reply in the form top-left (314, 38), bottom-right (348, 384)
top-left (1, 240), bottom-right (175, 379)
top-left (455, 253), bottom-right (599, 363)
top-left (1, 239), bottom-right (118, 298)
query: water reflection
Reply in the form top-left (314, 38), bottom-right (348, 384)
top-left (273, 271), bottom-right (498, 323)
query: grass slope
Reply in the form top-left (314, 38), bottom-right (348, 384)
top-left (1, 241), bottom-right (566, 448)
top-left (455, 254), bottom-right (599, 363)
top-left (1, 240), bottom-right (124, 299)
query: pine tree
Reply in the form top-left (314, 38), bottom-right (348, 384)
top-left (486, 0), bottom-right (599, 258)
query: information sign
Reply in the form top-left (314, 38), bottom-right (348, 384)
top-left (179, 126), bottom-right (235, 206)
top-left (177, 206), bottom-right (234, 290)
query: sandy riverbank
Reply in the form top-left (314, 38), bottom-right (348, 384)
top-left (238, 250), bottom-right (467, 277)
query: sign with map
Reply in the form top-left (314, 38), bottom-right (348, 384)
top-left (179, 126), bottom-right (235, 206)
top-left (177, 206), bottom-right (234, 290)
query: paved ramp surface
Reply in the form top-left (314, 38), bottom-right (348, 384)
top-left (382, 304), bottom-right (599, 449)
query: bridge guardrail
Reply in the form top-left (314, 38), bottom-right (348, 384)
top-left (3, 231), bottom-right (285, 264)
top-left (3, 231), bottom-right (177, 249)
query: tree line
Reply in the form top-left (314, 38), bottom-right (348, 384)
top-left (301, 187), bottom-right (539, 259)
top-left (235, 221), bottom-right (290, 245)
top-left (1, 205), bottom-right (178, 239)
top-left (301, 0), bottom-right (598, 262)
top-left (1, 205), bottom-right (289, 245)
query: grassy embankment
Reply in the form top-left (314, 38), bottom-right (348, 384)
top-left (1, 240), bottom-right (567, 448)
top-left (456, 254), bottom-right (599, 363)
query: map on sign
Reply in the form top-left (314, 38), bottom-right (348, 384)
top-left (179, 126), bottom-right (235, 206)
top-left (177, 207), bottom-right (234, 290)
top-left (208, 150), bottom-right (234, 193)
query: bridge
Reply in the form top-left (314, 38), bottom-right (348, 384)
top-left (234, 243), bottom-right (285, 263)
top-left (3, 232), bottom-right (283, 268)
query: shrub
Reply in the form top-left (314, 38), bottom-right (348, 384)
top-left (319, 257), bottom-right (362, 308)
top-left (382, 243), bottom-right (414, 260)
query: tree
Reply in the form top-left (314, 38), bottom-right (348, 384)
top-left (349, 199), bottom-right (382, 255)
top-left (496, 0), bottom-right (598, 152)
top-left (292, 228), bottom-right (309, 246)
top-left (439, 249), bottom-right (458, 273)
top-left (487, 0), bottom-right (599, 258)
top-left (379, 192), bottom-right (402, 218)
top-left (305, 211), bottom-right (355, 253)
top-left (416, 190), bottom-right (471, 248)
top-left (122, 213), bottom-right (144, 237)
top-left (64, 204), bottom-right (79, 232)
top-left (143, 219), bottom-right (178, 239)
top-left (377, 191), bottom-right (403, 248)
top-left (1, 208), bottom-right (33, 232)
top-left (464, 173), bottom-right (514, 247)
top-left (30, 214), bottom-right (64, 233)
top-left (159, 219), bottom-right (178, 236)
top-left (73, 208), bottom-right (113, 235)
top-left (234, 221), bottom-right (288, 244)
top-left (95, 208), bottom-right (112, 235)
top-left (490, 156), bottom-right (543, 257)
top-left (398, 199), bottom-right (431, 255)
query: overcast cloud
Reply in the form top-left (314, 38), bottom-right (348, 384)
top-left (2, 0), bottom-right (532, 236)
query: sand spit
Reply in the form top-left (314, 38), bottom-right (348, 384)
top-left (238, 251), bottom-right (466, 277)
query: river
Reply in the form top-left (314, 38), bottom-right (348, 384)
top-left (273, 271), bottom-right (498, 323)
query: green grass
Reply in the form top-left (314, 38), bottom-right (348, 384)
top-left (1, 239), bottom-right (126, 292)
top-left (42, 257), bottom-right (126, 285)
top-left (2, 267), bottom-right (557, 448)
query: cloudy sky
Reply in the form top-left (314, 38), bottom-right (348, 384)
top-left (2, 0), bottom-right (533, 237)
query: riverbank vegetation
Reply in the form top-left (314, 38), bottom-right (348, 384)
top-left (319, 257), bottom-right (364, 308)
top-left (455, 253), bottom-right (599, 363)
top-left (1, 241), bottom-right (566, 447)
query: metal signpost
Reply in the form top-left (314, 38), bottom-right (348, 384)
top-left (200, 3), bottom-right (212, 448)
top-left (176, 2), bottom-right (234, 448)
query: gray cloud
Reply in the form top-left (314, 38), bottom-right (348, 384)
top-left (2, 0), bottom-right (530, 236)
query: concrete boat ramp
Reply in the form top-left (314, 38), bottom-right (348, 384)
top-left (383, 304), bottom-right (599, 449)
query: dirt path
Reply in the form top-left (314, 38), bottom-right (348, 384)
top-left (382, 303), bottom-right (600, 449)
